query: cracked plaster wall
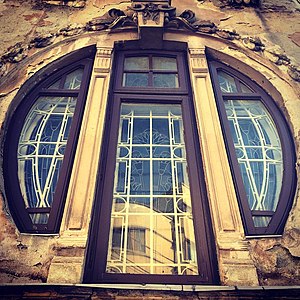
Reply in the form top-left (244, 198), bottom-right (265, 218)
top-left (0, 0), bottom-right (299, 285)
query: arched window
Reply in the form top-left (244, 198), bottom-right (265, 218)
top-left (209, 61), bottom-right (296, 236)
top-left (3, 47), bottom-right (95, 233)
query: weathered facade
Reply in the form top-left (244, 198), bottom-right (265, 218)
top-left (0, 0), bottom-right (300, 298)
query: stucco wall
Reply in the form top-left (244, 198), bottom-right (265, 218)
top-left (0, 0), bottom-right (299, 286)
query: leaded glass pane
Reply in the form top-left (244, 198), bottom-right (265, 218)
top-left (48, 79), bottom-right (61, 89)
top-left (123, 73), bottom-right (148, 87)
top-left (124, 57), bottom-right (149, 70)
top-left (17, 96), bottom-right (77, 224)
top-left (153, 74), bottom-right (179, 88)
top-left (64, 69), bottom-right (83, 89)
top-left (224, 100), bottom-right (283, 227)
top-left (217, 71), bottom-right (238, 93)
top-left (253, 216), bottom-right (272, 227)
top-left (107, 103), bottom-right (198, 275)
top-left (153, 57), bottom-right (177, 70)
top-left (240, 82), bottom-right (253, 93)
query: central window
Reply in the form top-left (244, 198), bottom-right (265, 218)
top-left (107, 103), bottom-right (198, 275)
top-left (84, 50), bottom-right (218, 284)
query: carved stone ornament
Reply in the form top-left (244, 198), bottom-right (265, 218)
top-left (86, 2), bottom-right (217, 34)
top-left (0, 0), bottom-right (298, 83)
top-left (219, 0), bottom-right (261, 8)
top-left (41, 0), bottom-right (86, 8)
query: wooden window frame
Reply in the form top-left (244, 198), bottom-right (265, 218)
top-left (209, 61), bottom-right (297, 236)
top-left (84, 50), bottom-right (219, 284)
top-left (3, 47), bottom-right (95, 233)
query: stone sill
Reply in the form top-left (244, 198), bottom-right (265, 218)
top-left (0, 283), bottom-right (300, 299)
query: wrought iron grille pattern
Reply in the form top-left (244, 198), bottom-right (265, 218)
top-left (224, 100), bottom-right (283, 227)
top-left (106, 104), bottom-right (198, 275)
top-left (17, 69), bottom-right (83, 225)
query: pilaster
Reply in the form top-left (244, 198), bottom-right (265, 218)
top-left (188, 46), bottom-right (259, 286)
top-left (48, 46), bottom-right (113, 283)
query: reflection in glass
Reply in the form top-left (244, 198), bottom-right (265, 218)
top-left (224, 100), bottom-right (283, 227)
top-left (122, 56), bottom-right (180, 89)
top-left (107, 104), bottom-right (198, 275)
top-left (17, 96), bottom-right (77, 224)
top-left (64, 69), bottom-right (83, 89)
top-left (48, 68), bottom-right (83, 90)
top-left (153, 57), bottom-right (177, 70)
top-left (217, 70), bottom-right (238, 93)
top-left (124, 57), bottom-right (149, 70)
top-left (123, 73), bottom-right (148, 87)
top-left (240, 82), bottom-right (253, 93)
top-left (153, 74), bottom-right (179, 88)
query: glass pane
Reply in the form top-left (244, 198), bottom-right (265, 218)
top-left (240, 82), bottom-right (253, 93)
top-left (123, 73), bottom-right (149, 87)
top-left (153, 74), bottom-right (179, 88)
top-left (48, 79), bottom-right (61, 89)
top-left (224, 100), bottom-right (283, 226)
top-left (124, 57), bottom-right (149, 71)
top-left (64, 69), bottom-right (83, 89)
top-left (153, 57), bottom-right (177, 71)
top-left (106, 103), bottom-right (198, 275)
top-left (17, 96), bottom-right (77, 222)
top-left (253, 216), bottom-right (272, 227)
top-left (217, 70), bottom-right (238, 93)
top-left (29, 213), bottom-right (49, 224)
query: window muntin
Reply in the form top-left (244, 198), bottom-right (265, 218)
top-left (107, 103), bottom-right (198, 275)
top-left (18, 95), bottom-right (77, 225)
top-left (48, 68), bottom-right (84, 90)
top-left (210, 62), bottom-right (296, 235)
top-left (4, 51), bottom-right (94, 233)
top-left (224, 99), bottom-right (283, 227)
top-left (121, 54), bottom-right (180, 89)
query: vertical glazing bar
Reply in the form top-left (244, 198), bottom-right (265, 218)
top-left (149, 109), bottom-right (154, 274)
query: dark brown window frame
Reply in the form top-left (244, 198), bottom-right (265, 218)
top-left (209, 61), bottom-right (297, 236)
top-left (114, 51), bottom-right (188, 94)
top-left (84, 49), bottom-right (219, 284)
top-left (3, 46), bottom-right (95, 233)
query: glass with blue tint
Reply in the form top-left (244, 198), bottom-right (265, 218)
top-left (17, 96), bottom-right (77, 224)
top-left (224, 100), bottom-right (283, 227)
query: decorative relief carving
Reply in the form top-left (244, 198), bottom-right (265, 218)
top-left (0, 0), bottom-right (298, 82)
top-left (41, 0), bottom-right (86, 8)
top-left (95, 47), bottom-right (113, 73)
top-left (218, 0), bottom-right (261, 8)
top-left (131, 2), bottom-right (176, 25)
top-left (189, 48), bottom-right (208, 73)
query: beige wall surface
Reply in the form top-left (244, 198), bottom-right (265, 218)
top-left (0, 0), bottom-right (299, 287)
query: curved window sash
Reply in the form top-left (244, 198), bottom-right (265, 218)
top-left (210, 62), bottom-right (296, 235)
top-left (18, 96), bottom-right (77, 224)
top-left (4, 51), bottom-right (94, 233)
top-left (224, 99), bottom-right (283, 227)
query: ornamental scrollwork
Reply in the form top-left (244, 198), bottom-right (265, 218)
top-left (0, 1), bottom-right (298, 83)
top-left (219, 0), bottom-right (261, 7)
